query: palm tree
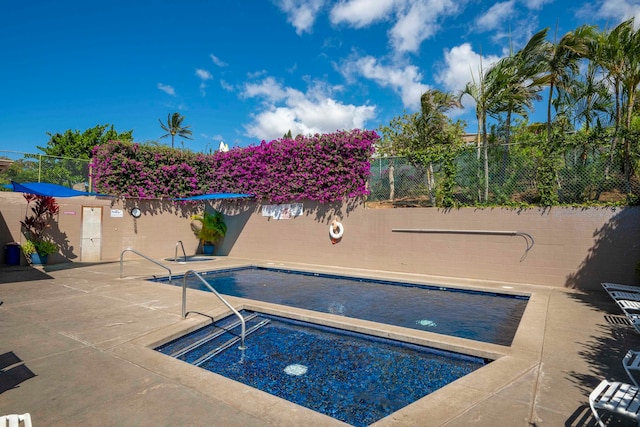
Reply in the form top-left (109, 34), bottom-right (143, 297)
top-left (592, 18), bottom-right (640, 188)
top-left (490, 28), bottom-right (548, 147)
top-left (538, 25), bottom-right (596, 143)
top-left (159, 112), bottom-right (193, 148)
top-left (378, 112), bottom-right (420, 200)
top-left (416, 89), bottom-right (462, 204)
top-left (555, 60), bottom-right (613, 165)
top-left (460, 58), bottom-right (502, 202)
top-left (555, 61), bottom-right (612, 132)
top-left (459, 30), bottom-right (549, 202)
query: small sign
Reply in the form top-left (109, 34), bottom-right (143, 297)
top-left (63, 211), bottom-right (76, 215)
top-left (110, 209), bottom-right (124, 218)
top-left (261, 203), bottom-right (303, 220)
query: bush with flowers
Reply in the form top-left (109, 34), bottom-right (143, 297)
top-left (90, 129), bottom-right (378, 202)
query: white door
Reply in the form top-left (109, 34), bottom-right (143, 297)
top-left (81, 207), bottom-right (102, 261)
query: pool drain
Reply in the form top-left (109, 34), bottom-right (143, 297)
top-left (284, 364), bottom-right (308, 376)
top-left (416, 319), bottom-right (437, 327)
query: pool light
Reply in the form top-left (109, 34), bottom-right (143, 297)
top-left (284, 364), bottom-right (308, 376)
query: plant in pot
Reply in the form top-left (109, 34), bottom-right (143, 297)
top-left (20, 194), bottom-right (60, 265)
top-left (190, 210), bottom-right (227, 255)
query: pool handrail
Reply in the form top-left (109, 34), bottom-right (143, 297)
top-left (391, 228), bottom-right (534, 261)
top-left (174, 240), bottom-right (187, 263)
top-left (119, 248), bottom-right (172, 282)
top-left (182, 270), bottom-right (247, 350)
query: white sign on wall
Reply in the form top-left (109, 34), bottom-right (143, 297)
top-left (110, 209), bottom-right (124, 218)
top-left (261, 203), bottom-right (303, 220)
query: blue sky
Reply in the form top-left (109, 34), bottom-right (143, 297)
top-left (2, 0), bottom-right (639, 156)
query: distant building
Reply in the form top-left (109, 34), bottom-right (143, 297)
top-left (462, 134), bottom-right (477, 144)
top-left (0, 158), bottom-right (13, 173)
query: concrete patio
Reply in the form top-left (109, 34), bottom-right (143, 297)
top-left (1, 257), bottom-right (639, 426)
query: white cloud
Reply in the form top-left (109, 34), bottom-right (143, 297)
top-left (242, 77), bottom-right (376, 140)
top-left (389, 0), bottom-right (459, 53)
top-left (321, 0), bottom-right (463, 53)
top-left (521, 0), bottom-right (552, 10)
top-left (195, 69), bottom-right (213, 96)
top-left (275, 0), bottom-right (326, 35)
top-left (210, 54), bottom-right (228, 67)
top-left (243, 76), bottom-right (288, 101)
top-left (475, 0), bottom-right (515, 32)
top-left (341, 55), bottom-right (429, 109)
top-left (329, 0), bottom-right (396, 28)
top-left (329, 0), bottom-right (460, 53)
top-left (435, 43), bottom-right (502, 94)
top-left (247, 70), bottom-right (268, 79)
top-left (195, 69), bottom-right (213, 80)
top-left (594, 0), bottom-right (640, 24)
top-left (157, 83), bottom-right (175, 96)
top-left (220, 80), bottom-right (234, 92)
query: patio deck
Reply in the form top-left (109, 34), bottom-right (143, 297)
top-left (0, 257), bottom-right (638, 426)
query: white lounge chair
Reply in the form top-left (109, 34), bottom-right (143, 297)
top-left (603, 282), bottom-right (640, 295)
top-left (628, 317), bottom-right (640, 335)
top-left (625, 351), bottom-right (640, 387)
top-left (589, 380), bottom-right (640, 426)
top-left (0, 413), bottom-right (31, 427)
top-left (610, 291), bottom-right (640, 302)
top-left (617, 300), bottom-right (640, 314)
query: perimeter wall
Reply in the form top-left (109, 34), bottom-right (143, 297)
top-left (1, 191), bottom-right (639, 290)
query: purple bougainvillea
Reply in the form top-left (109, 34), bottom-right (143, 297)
top-left (89, 129), bottom-right (378, 202)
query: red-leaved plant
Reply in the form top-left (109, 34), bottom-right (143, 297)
top-left (20, 194), bottom-right (60, 256)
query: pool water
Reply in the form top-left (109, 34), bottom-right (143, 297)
top-left (156, 311), bottom-right (487, 427)
top-left (155, 267), bottom-right (528, 345)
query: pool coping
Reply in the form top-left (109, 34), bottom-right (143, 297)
top-left (121, 262), bottom-right (548, 426)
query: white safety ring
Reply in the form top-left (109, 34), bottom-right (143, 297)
top-left (329, 221), bottom-right (344, 240)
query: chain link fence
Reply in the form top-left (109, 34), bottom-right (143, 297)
top-left (0, 150), bottom-right (91, 190)
top-left (368, 144), bottom-right (634, 207)
top-left (2, 146), bottom-right (634, 205)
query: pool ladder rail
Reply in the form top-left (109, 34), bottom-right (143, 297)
top-left (173, 313), bottom-right (270, 366)
top-left (174, 240), bottom-right (188, 263)
top-left (182, 270), bottom-right (248, 350)
top-left (118, 250), bottom-right (249, 350)
top-left (119, 248), bottom-right (172, 282)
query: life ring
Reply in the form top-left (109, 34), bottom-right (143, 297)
top-left (329, 220), bottom-right (344, 240)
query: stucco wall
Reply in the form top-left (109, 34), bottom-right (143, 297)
top-left (1, 192), bottom-right (639, 290)
top-left (222, 201), bottom-right (640, 290)
top-left (0, 193), bottom-right (199, 264)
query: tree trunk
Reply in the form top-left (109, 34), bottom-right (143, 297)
top-left (476, 115), bottom-right (482, 202)
top-left (428, 163), bottom-right (436, 206)
top-left (605, 80), bottom-right (621, 178)
top-left (501, 110), bottom-right (512, 185)
top-left (546, 82), bottom-right (554, 144)
top-left (388, 159), bottom-right (395, 200)
top-left (482, 115), bottom-right (489, 202)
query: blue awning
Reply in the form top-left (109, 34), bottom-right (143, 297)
top-left (4, 181), bottom-right (110, 197)
top-left (172, 193), bottom-right (254, 201)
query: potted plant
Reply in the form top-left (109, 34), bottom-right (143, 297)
top-left (190, 210), bottom-right (227, 255)
top-left (20, 194), bottom-right (60, 265)
top-left (20, 239), bottom-right (36, 260)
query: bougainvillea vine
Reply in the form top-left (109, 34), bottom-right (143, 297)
top-left (89, 129), bottom-right (378, 203)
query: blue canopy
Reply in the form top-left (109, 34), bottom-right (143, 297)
top-left (4, 181), bottom-right (109, 197)
top-left (172, 193), bottom-right (254, 201)
top-left (4, 181), bottom-right (252, 200)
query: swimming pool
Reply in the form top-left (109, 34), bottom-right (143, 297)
top-left (153, 266), bottom-right (528, 345)
top-left (156, 310), bottom-right (487, 427)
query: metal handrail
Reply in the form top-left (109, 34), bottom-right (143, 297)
top-left (182, 270), bottom-right (247, 350)
top-left (119, 249), bottom-right (172, 282)
top-left (392, 228), bottom-right (534, 261)
top-left (174, 240), bottom-right (187, 263)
